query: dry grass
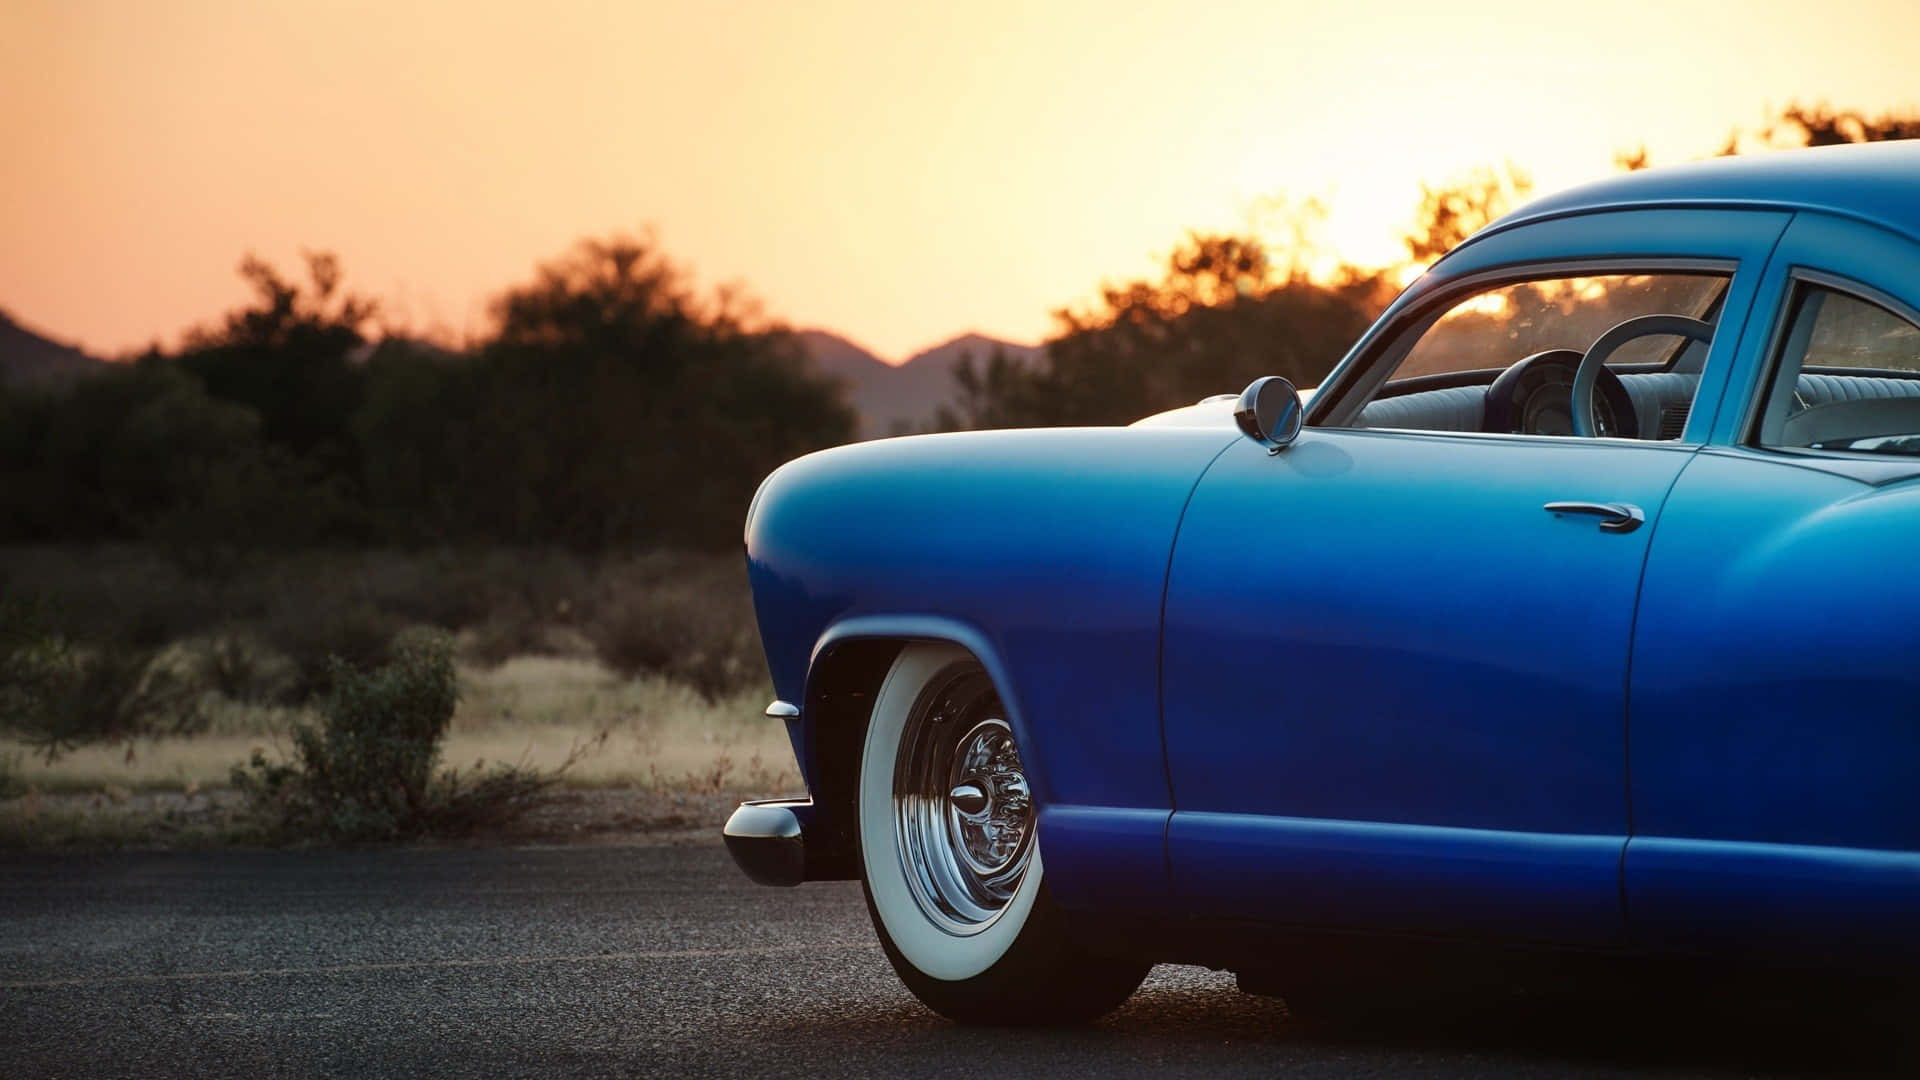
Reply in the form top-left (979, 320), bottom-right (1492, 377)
top-left (0, 544), bottom-right (764, 695)
top-left (447, 656), bottom-right (796, 791)
top-left (0, 788), bottom-right (262, 850)
top-left (1, 544), bottom-right (802, 847)
top-left (0, 656), bottom-right (799, 798)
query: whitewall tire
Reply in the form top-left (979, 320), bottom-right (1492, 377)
top-left (856, 643), bottom-right (1148, 1024)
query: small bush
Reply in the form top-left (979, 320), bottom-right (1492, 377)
top-left (0, 547), bottom-right (225, 648)
top-left (1, 544), bottom-right (769, 700)
top-left (584, 554), bottom-right (764, 698)
top-left (258, 598), bottom-right (401, 703)
top-left (233, 628), bottom-right (557, 840)
top-left (187, 632), bottom-right (297, 704)
top-left (1, 595), bottom-right (203, 760)
top-left (588, 592), bottom-right (762, 698)
top-left (461, 616), bottom-right (536, 669)
top-left (0, 748), bottom-right (23, 799)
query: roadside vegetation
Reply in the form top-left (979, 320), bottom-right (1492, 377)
top-left (0, 544), bottom-right (794, 847)
top-left (1, 101), bottom-right (1909, 849)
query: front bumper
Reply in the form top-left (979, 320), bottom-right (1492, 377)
top-left (723, 798), bottom-right (809, 886)
top-left (722, 797), bottom-right (861, 887)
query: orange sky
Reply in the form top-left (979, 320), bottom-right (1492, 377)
top-left (3, 0), bottom-right (1918, 362)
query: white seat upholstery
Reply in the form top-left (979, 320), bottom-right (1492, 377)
top-left (1350, 371), bottom-right (1920, 438)
top-left (1355, 385), bottom-right (1487, 431)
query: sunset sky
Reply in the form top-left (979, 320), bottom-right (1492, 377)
top-left (3, 0), bottom-right (1918, 361)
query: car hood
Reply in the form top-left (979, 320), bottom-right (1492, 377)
top-left (1128, 386), bottom-right (1315, 431)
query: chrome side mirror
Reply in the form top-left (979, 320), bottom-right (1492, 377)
top-left (1234, 376), bottom-right (1303, 453)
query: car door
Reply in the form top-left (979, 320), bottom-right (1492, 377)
top-left (1626, 212), bottom-right (1920, 965)
top-left (1161, 209), bottom-right (1787, 946)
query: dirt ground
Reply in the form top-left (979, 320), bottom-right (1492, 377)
top-left (0, 785), bottom-right (754, 851)
top-left (475, 787), bottom-right (750, 846)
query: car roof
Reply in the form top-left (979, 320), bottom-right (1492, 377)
top-left (1482, 140), bottom-right (1920, 244)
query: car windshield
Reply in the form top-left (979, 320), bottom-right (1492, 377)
top-left (1394, 273), bottom-right (1729, 382)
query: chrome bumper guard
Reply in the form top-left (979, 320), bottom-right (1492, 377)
top-left (722, 796), bottom-right (860, 887)
top-left (726, 700), bottom-right (858, 886)
top-left (723, 798), bottom-right (811, 887)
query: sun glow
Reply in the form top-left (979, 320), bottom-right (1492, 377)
top-left (3, 0), bottom-right (1919, 357)
top-left (1453, 291), bottom-right (1513, 318)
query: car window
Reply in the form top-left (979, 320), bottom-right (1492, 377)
top-left (1394, 273), bottom-right (1726, 381)
top-left (1341, 271), bottom-right (1729, 439)
top-left (1754, 283), bottom-right (1920, 455)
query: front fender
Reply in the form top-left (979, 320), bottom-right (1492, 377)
top-left (745, 426), bottom-right (1235, 818)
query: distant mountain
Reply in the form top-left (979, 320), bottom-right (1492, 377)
top-left (0, 308), bottom-right (1034, 433)
top-left (799, 329), bottom-right (1041, 437)
top-left (0, 310), bottom-right (102, 388)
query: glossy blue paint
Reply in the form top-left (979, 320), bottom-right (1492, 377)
top-left (1494, 140), bottom-right (1920, 246)
top-left (1170, 813), bottom-right (1625, 943)
top-left (1702, 209), bottom-right (1920, 448)
top-left (1034, 806), bottom-right (1171, 914)
top-left (1614, 200), bottom-right (1920, 959)
top-left (1161, 430), bottom-right (1694, 943)
top-left (1627, 449), bottom-right (1920, 955)
top-left (1626, 839), bottom-right (1920, 965)
top-left (736, 143), bottom-right (1920, 973)
top-left (744, 426), bottom-right (1235, 834)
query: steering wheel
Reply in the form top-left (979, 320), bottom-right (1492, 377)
top-left (1568, 314), bottom-right (1714, 437)
top-left (1484, 349), bottom-right (1639, 437)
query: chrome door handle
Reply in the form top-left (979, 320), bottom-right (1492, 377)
top-left (1543, 501), bottom-right (1645, 533)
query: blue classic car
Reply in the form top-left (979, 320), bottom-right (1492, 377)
top-left (725, 141), bottom-right (1920, 1024)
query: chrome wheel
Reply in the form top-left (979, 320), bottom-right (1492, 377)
top-left (859, 644), bottom-right (1149, 1021)
top-left (893, 669), bottom-right (1036, 935)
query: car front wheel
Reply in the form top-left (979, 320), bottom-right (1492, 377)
top-left (857, 643), bottom-right (1148, 1025)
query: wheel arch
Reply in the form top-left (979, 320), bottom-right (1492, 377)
top-left (796, 617), bottom-right (1043, 878)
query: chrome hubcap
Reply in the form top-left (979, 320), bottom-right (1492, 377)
top-left (894, 670), bottom-right (1036, 935)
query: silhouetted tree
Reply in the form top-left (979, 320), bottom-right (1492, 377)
top-left (3, 236), bottom-right (853, 554)
top-left (1717, 101), bottom-right (1920, 155)
top-left (441, 235), bottom-right (855, 549)
top-left (1402, 163), bottom-right (1534, 264)
top-left (175, 252), bottom-right (376, 476)
top-left (1618, 101), bottom-right (1920, 172)
top-left (0, 354), bottom-right (337, 571)
top-left (0, 360), bottom-right (188, 541)
top-left (940, 345), bottom-right (1046, 431)
top-left (1614, 145), bottom-right (1652, 172)
top-left (945, 232), bottom-right (1388, 429)
top-left (349, 340), bottom-right (470, 543)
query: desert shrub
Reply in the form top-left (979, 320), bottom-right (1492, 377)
top-left (254, 548), bottom-right (599, 672)
top-left (2, 544), bottom-right (768, 698)
top-left (0, 546), bottom-right (227, 649)
top-left (232, 628), bottom-right (555, 840)
top-left (0, 594), bottom-right (204, 760)
top-left (441, 548), bottom-right (597, 667)
top-left (20, 645), bottom-right (204, 759)
top-left (588, 590), bottom-right (760, 698)
top-left (0, 748), bottom-right (22, 798)
top-left (462, 614), bottom-right (539, 668)
top-left (356, 550), bottom-right (498, 629)
top-left (187, 632), bottom-right (297, 704)
top-left (257, 597), bottom-right (402, 703)
top-left (585, 554), bottom-right (764, 698)
top-left (260, 548), bottom-right (501, 631)
top-left (190, 633), bottom-right (265, 701)
top-left (234, 628), bottom-right (455, 839)
top-left (0, 594), bottom-right (58, 721)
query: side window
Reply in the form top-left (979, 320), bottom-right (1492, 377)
top-left (1348, 272), bottom-right (1728, 439)
top-left (1754, 283), bottom-right (1920, 456)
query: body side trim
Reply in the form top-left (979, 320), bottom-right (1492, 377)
top-left (1170, 811), bottom-right (1626, 945)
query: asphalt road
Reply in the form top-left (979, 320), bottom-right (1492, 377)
top-left (0, 841), bottom-right (1910, 1079)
